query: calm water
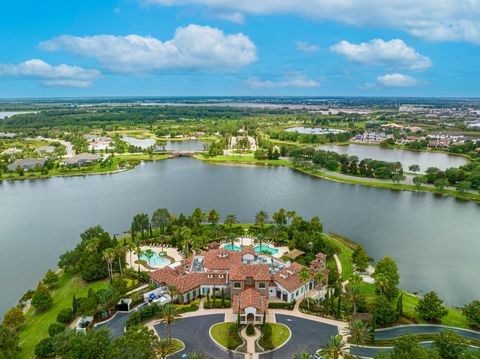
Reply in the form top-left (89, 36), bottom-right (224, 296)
top-left (122, 136), bottom-right (205, 151)
top-left (0, 158), bottom-right (479, 315)
top-left (286, 126), bottom-right (346, 134)
top-left (317, 144), bottom-right (468, 172)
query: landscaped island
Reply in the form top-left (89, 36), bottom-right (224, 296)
top-left (2, 207), bottom-right (479, 359)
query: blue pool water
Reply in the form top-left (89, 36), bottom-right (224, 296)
top-left (140, 251), bottom-right (171, 268)
top-left (223, 244), bottom-right (242, 252)
top-left (254, 245), bottom-right (279, 255)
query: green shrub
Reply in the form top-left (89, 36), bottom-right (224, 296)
top-left (226, 323), bottom-right (243, 349)
top-left (34, 337), bottom-right (55, 358)
top-left (56, 308), bottom-right (74, 324)
top-left (258, 323), bottom-right (274, 350)
top-left (246, 323), bottom-right (255, 336)
top-left (268, 300), bottom-right (295, 310)
top-left (48, 322), bottom-right (65, 337)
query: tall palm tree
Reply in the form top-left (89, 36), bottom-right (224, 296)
top-left (314, 272), bottom-right (326, 289)
top-left (167, 285), bottom-right (178, 303)
top-left (299, 267), bottom-right (311, 303)
top-left (102, 248), bottom-right (115, 279)
top-left (127, 242), bottom-right (135, 268)
top-left (115, 246), bottom-right (125, 276)
top-left (160, 304), bottom-right (182, 344)
top-left (346, 320), bottom-right (369, 359)
top-left (255, 210), bottom-right (269, 230)
top-left (224, 214), bottom-right (238, 230)
top-left (144, 248), bottom-right (154, 266)
top-left (321, 334), bottom-right (347, 359)
top-left (346, 284), bottom-right (364, 317)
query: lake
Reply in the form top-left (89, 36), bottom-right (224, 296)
top-left (286, 126), bottom-right (346, 135)
top-left (0, 111), bottom-right (37, 119)
top-left (317, 144), bottom-right (468, 172)
top-left (122, 136), bottom-right (206, 151)
top-left (0, 158), bottom-right (479, 316)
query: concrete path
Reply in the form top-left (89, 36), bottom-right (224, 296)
top-left (241, 326), bottom-right (261, 359)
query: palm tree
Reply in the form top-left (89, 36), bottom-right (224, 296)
top-left (224, 214), bottom-right (238, 229)
top-left (102, 248), bottom-right (115, 279)
top-left (321, 334), bottom-right (347, 359)
top-left (346, 284), bottom-right (364, 317)
top-left (286, 210), bottom-right (297, 222)
top-left (314, 272), bottom-right (326, 289)
top-left (255, 210), bottom-right (269, 248)
top-left (346, 320), bottom-right (369, 359)
top-left (144, 248), bottom-right (154, 266)
top-left (293, 352), bottom-right (310, 359)
top-left (126, 242), bottom-right (135, 268)
top-left (115, 246), bottom-right (125, 276)
top-left (134, 244), bottom-right (144, 265)
top-left (167, 285), bottom-right (178, 303)
top-left (160, 304), bottom-right (182, 344)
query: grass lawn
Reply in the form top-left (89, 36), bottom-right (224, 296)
top-left (165, 338), bottom-right (184, 355)
top-left (210, 322), bottom-right (243, 350)
top-left (17, 272), bottom-right (109, 359)
top-left (195, 154), bottom-right (290, 167)
top-left (270, 323), bottom-right (290, 348)
top-left (324, 234), bottom-right (354, 281)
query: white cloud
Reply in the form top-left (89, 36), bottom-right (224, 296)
top-left (0, 59), bottom-right (100, 87)
top-left (330, 39), bottom-right (431, 70)
top-left (296, 41), bottom-right (320, 53)
top-left (40, 24), bottom-right (256, 73)
top-left (247, 75), bottom-right (319, 89)
top-left (142, 0), bottom-right (480, 43)
top-left (215, 12), bottom-right (245, 24)
top-left (376, 73), bottom-right (421, 87)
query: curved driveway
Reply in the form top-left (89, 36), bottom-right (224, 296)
top-left (375, 324), bottom-right (480, 341)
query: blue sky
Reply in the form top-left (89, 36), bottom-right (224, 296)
top-left (1, 0), bottom-right (479, 98)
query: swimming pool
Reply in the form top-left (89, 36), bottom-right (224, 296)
top-left (223, 244), bottom-right (242, 252)
top-left (139, 251), bottom-right (171, 268)
top-left (254, 245), bottom-right (279, 255)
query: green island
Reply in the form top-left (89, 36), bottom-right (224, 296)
top-left (2, 206), bottom-right (479, 359)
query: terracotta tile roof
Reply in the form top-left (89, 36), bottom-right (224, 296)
top-left (232, 288), bottom-right (268, 314)
top-left (315, 252), bottom-right (327, 261)
top-left (230, 264), bottom-right (270, 281)
top-left (200, 248), bottom-right (243, 271)
top-left (272, 262), bottom-right (309, 293)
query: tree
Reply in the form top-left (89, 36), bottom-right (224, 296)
top-left (186, 352), bottom-right (206, 359)
top-left (57, 308), bottom-right (74, 324)
top-left (42, 269), bottom-right (60, 289)
top-left (409, 164), bottom-right (421, 174)
top-left (391, 333), bottom-right (441, 359)
top-left (108, 325), bottom-right (159, 359)
top-left (167, 285), bottom-right (178, 303)
top-left (346, 285), bottom-right (364, 317)
top-left (191, 208), bottom-right (206, 226)
top-left (2, 307), bottom-right (25, 331)
top-left (143, 248), bottom-right (155, 266)
top-left (255, 210), bottom-right (269, 230)
top-left (432, 330), bottom-right (468, 359)
top-left (416, 291), bottom-right (448, 322)
top-left (413, 175), bottom-right (426, 189)
top-left (54, 328), bottom-right (110, 359)
top-left (155, 338), bottom-right (170, 359)
top-left (224, 214), bottom-right (238, 229)
top-left (321, 334), bottom-right (347, 359)
top-left (0, 325), bottom-right (20, 359)
top-left (48, 322), bottom-right (66, 337)
top-left (31, 282), bottom-right (53, 312)
top-left (374, 295), bottom-right (398, 325)
top-left (151, 208), bottom-right (171, 233)
top-left (160, 304), bottom-right (182, 344)
top-left (132, 213), bottom-right (150, 240)
top-left (207, 209), bottom-right (221, 226)
top-left (293, 352), bottom-right (311, 359)
top-left (347, 320), bottom-right (369, 359)
top-left (373, 256), bottom-right (400, 301)
top-left (103, 248), bottom-right (116, 279)
top-left (434, 178), bottom-right (449, 190)
top-left (457, 180), bottom-right (472, 194)
top-left (34, 337), bottom-right (56, 358)
top-left (299, 267), bottom-right (310, 301)
top-left (272, 208), bottom-right (287, 226)
top-left (462, 300), bottom-right (480, 328)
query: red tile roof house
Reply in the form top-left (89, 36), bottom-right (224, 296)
top-left (149, 247), bottom-right (329, 324)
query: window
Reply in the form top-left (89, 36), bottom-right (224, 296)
top-left (234, 282), bottom-right (241, 288)
top-left (207, 274), bottom-right (213, 278)
top-left (258, 282), bottom-right (266, 289)
top-left (219, 274), bottom-right (224, 278)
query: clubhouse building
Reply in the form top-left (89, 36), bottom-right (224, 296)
top-left (149, 247), bottom-right (329, 324)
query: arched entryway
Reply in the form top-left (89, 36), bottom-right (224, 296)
top-left (246, 313), bottom-right (255, 323)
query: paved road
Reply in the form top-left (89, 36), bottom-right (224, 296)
top-left (95, 311), bottom-right (132, 338)
top-left (260, 314), bottom-right (339, 358)
top-left (154, 314), bottom-right (244, 359)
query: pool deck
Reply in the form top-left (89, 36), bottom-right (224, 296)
top-left (126, 245), bottom-right (182, 271)
top-left (222, 238), bottom-right (289, 259)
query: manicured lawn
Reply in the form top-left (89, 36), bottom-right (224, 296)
top-left (324, 234), bottom-right (354, 281)
top-left (210, 322), bottom-right (243, 350)
top-left (195, 154), bottom-right (290, 167)
top-left (17, 273), bottom-right (109, 359)
top-left (270, 323), bottom-right (291, 348)
top-left (166, 338), bottom-right (184, 355)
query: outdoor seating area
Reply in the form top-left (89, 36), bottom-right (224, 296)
top-left (143, 287), bottom-right (173, 305)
